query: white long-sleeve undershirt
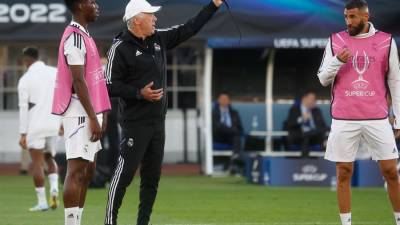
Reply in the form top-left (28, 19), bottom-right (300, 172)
top-left (317, 23), bottom-right (400, 128)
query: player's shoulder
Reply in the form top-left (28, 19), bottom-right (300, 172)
top-left (108, 33), bottom-right (127, 58)
top-left (46, 65), bottom-right (57, 75)
top-left (64, 31), bottom-right (85, 50)
top-left (111, 32), bottom-right (125, 49)
top-left (112, 39), bottom-right (125, 52)
top-left (375, 29), bottom-right (391, 35)
top-left (17, 72), bottom-right (30, 88)
top-left (374, 30), bottom-right (392, 39)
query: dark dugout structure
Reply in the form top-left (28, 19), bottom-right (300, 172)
top-left (1, 0), bottom-right (399, 174)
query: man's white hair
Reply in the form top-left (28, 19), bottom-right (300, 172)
top-left (126, 13), bottom-right (144, 30)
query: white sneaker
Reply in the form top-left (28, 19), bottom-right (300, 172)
top-left (29, 204), bottom-right (49, 212)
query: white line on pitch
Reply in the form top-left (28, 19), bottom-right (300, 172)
top-left (158, 222), bottom-right (388, 225)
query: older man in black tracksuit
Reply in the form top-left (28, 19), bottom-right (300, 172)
top-left (104, 0), bottom-right (223, 224)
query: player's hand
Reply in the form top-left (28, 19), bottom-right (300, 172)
top-left (395, 129), bottom-right (400, 139)
top-left (89, 117), bottom-right (102, 142)
top-left (337, 48), bottom-right (351, 63)
top-left (213, 0), bottom-right (224, 7)
top-left (19, 134), bottom-right (27, 150)
top-left (140, 82), bottom-right (163, 102)
top-left (102, 112), bottom-right (109, 134)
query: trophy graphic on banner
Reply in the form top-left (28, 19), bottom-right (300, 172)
top-left (352, 50), bottom-right (370, 90)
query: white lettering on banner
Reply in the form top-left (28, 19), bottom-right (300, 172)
top-left (344, 90), bottom-right (376, 97)
top-left (293, 174), bottom-right (328, 182)
top-left (299, 38), bottom-right (328, 48)
top-left (292, 164), bottom-right (328, 182)
top-left (274, 38), bottom-right (299, 48)
top-left (274, 38), bottom-right (328, 48)
top-left (10, 4), bottom-right (29, 23)
top-left (0, 3), bottom-right (66, 23)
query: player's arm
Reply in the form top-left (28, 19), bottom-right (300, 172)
top-left (17, 79), bottom-right (28, 149)
top-left (317, 39), bottom-right (347, 87)
top-left (387, 39), bottom-right (400, 137)
top-left (64, 32), bottom-right (101, 142)
top-left (106, 45), bottom-right (163, 102)
top-left (157, 0), bottom-right (222, 50)
top-left (105, 44), bottom-right (141, 99)
top-left (69, 65), bottom-right (101, 142)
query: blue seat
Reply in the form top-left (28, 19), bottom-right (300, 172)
top-left (223, 102), bottom-right (331, 151)
top-left (288, 144), bottom-right (323, 151)
top-left (213, 142), bottom-right (233, 151)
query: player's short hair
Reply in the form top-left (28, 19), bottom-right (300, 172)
top-left (302, 89), bottom-right (316, 98)
top-left (22, 46), bottom-right (39, 60)
top-left (218, 91), bottom-right (231, 97)
top-left (345, 0), bottom-right (368, 10)
top-left (64, 0), bottom-right (82, 13)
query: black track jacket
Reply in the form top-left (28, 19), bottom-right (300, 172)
top-left (105, 2), bottom-right (218, 125)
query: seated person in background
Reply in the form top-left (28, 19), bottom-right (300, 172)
top-left (212, 92), bottom-right (243, 173)
top-left (286, 90), bottom-right (328, 157)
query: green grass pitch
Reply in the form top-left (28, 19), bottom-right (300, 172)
top-left (0, 175), bottom-right (395, 225)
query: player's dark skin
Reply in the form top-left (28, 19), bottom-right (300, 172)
top-left (63, 0), bottom-right (108, 210)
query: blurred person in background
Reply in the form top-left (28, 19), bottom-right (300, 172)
top-left (18, 46), bottom-right (61, 211)
top-left (317, 0), bottom-right (400, 224)
top-left (212, 92), bottom-right (244, 174)
top-left (285, 90), bottom-right (328, 157)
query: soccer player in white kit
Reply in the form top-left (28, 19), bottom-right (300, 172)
top-left (318, 1), bottom-right (400, 224)
top-left (18, 47), bottom-right (61, 211)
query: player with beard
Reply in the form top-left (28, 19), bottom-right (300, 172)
top-left (318, 0), bottom-right (400, 225)
top-left (53, 0), bottom-right (111, 224)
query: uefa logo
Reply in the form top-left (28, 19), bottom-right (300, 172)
top-left (301, 164), bottom-right (318, 174)
top-left (351, 50), bottom-right (370, 90)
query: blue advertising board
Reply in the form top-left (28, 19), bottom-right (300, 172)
top-left (353, 160), bottom-right (385, 187)
top-left (1, 0), bottom-right (399, 46)
top-left (246, 157), bottom-right (385, 187)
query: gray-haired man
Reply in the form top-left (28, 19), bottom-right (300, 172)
top-left (104, 0), bottom-right (223, 224)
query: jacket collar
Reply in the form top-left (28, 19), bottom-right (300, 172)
top-left (119, 30), bottom-right (154, 48)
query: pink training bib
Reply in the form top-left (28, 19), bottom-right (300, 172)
top-left (52, 26), bottom-right (111, 115)
top-left (331, 30), bottom-right (391, 120)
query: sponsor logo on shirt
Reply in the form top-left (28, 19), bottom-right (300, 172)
top-left (154, 43), bottom-right (161, 51)
top-left (343, 51), bottom-right (377, 97)
top-left (127, 138), bottom-right (134, 147)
